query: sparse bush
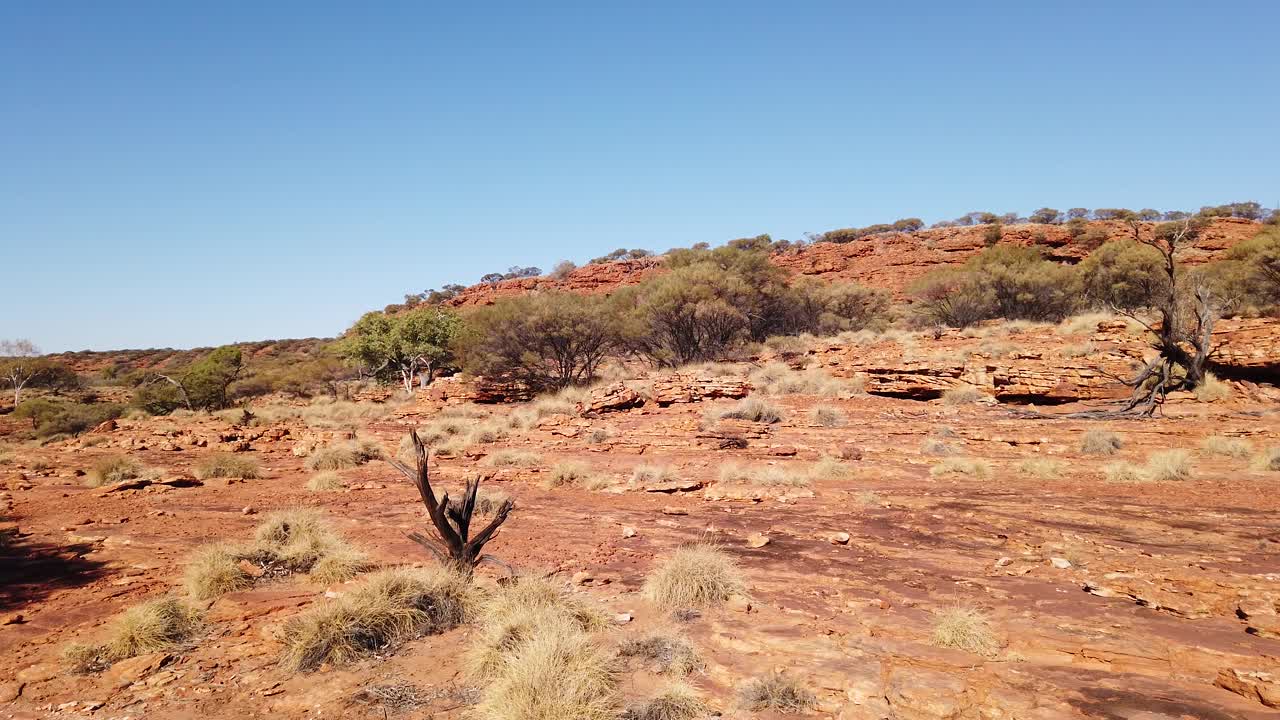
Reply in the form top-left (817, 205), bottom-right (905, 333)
top-left (941, 385), bottom-right (984, 405)
top-left (912, 245), bottom-right (1081, 327)
top-left (1080, 240), bottom-right (1170, 313)
top-left (1201, 436), bottom-right (1253, 459)
top-left (921, 438), bottom-right (955, 456)
top-left (717, 463), bottom-right (811, 487)
top-left (643, 544), bottom-right (745, 609)
top-left (715, 397), bottom-right (783, 424)
top-left (749, 363), bottom-right (852, 397)
top-left (1194, 373), bottom-right (1232, 402)
top-left (281, 567), bottom-right (475, 671)
top-left (305, 438), bottom-right (383, 471)
top-left (932, 606), bottom-right (997, 656)
top-left (623, 684), bottom-right (706, 720)
top-left (546, 461), bottom-right (609, 490)
top-left (307, 471), bottom-right (346, 492)
top-left (1081, 429), bottom-right (1122, 455)
top-left (930, 458), bottom-right (992, 478)
top-left (810, 405), bottom-right (845, 427)
top-left (739, 672), bottom-right (815, 713)
top-left (194, 452), bottom-right (261, 480)
top-left (85, 454), bottom-right (148, 487)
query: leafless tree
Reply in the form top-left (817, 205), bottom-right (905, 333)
top-left (386, 431), bottom-right (514, 575)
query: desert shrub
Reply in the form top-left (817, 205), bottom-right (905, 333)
top-left (587, 427), bottom-right (613, 443)
top-left (485, 449), bottom-right (542, 467)
top-left (1194, 373), bottom-right (1232, 402)
top-left (472, 623), bottom-right (619, 720)
top-left (307, 471), bottom-right (346, 491)
top-left (810, 405), bottom-right (846, 427)
top-left (715, 397), bottom-right (783, 424)
top-left (1201, 436), bottom-right (1253, 459)
top-left (458, 292), bottom-right (618, 390)
top-left (472, 488), bottom-right (511, 516)
top-left (1251, 448), bottom-right (1280, 471)
top-left (912, 246), bottom-right (1081, 327)
top-left (281, 567), bottom-right (475, 671)
top-left (932, 607), bottom-right (998, 656)
top-left (622, 684), bottom-right (706, 720)
top-left (85, 454), bottom-right (148, 487)
top-left (739, 672), bottom-right (815, 713)
top-left (811, 281), bottom-right (892, 334)
top-left (194, 452), bottom-right (261, 479)
top-left (546, 461), bottom-right (609, 490)
top-left (549, 260), bottom-right (578, 280)
top-left (1080, 240), bottom-right (1170, 313)
top-left (921, 438), bottom-right (955, 456)
top-left (67, 597), bottom-right (201, 672)
top-left (1216, 225), bottom-right (1280, 310)
top-left (941, 385), bottom-right (983, 405)
top-left (1081, 429), bottom-right (1123, 455)
top-left (305, 438), bottom-right (383, 471)
top-left (1145, 450), bottom-right (1193, 481)
top-left (16, 397), bottom-right (124, 438)
top-left (1017, 458), bottom-right (1066, 479)
top-left (643, 544), bottom-right (745, 609)
top-left (184, 544), bottom-right (257, 600)
top-left (930, 458), bottom-right (992, 478)
top-left (617, 632), bottom-right (703, 676)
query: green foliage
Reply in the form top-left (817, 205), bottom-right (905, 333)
top-left (819, 218), bottom-right (923, 243)
top-left (458, 292), bottom-right (617, 390)
top-left (1213, 225), bottom-right (1280, 311)
top-left (182, 346), bottom-right (243, 410)
top-left (338, 306), bottom-right (462, 391)
top-left (15, 397), bottom-right (124, 438)
top-left (1029, 208), bottom-right (1062, 224)
top-left (1080, 240), bottom-right (1170, 312)
top-left (912, 246), bottom-right (1080, 327)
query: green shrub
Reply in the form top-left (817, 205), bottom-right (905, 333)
top-left (1080, 240), bottom-right (1170, 313)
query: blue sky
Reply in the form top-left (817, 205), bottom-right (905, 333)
top-left (3, 1), bottom-right (1277, 352)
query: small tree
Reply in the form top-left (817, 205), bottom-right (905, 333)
top-left (1029, 208), bottom-right (1062, 224)
top-left (1080, 240), bottom-right (1170, 313)
top-left (1113, 219), bottom-right (1222, 414)
top-left (339, 307), bottom-right (461, 393)
top-left (0, 340), bottom-right (77, 406)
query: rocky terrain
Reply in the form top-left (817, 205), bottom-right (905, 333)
top-left (3, 314), bottom-right (1280, 720)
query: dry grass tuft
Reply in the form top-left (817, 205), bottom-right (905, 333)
top-left (67, 597), bottom-right (202, 672)
top-left (84, 455), bottom-right (149, 487)
top-left (1103, 461), bottom-right (1146, 483)
top-left (930, 458), bottom-right (992, 479)
top-left (617, 631), bottom-right (703, 676)
top-left (466, 577), bottom-right (609, 680)
top-left (546, 461), bottom-right (609, 491)
top-left (941, 385), bottom-right (984, 405)
top-left (1201, 435), bottom-right (1253, 459)
top-left (643, 544), bottom-right (745, 610)
top-left (749, 363), bottom-right (854, 398)
top-left (932, 606), bottom-right (998, 656)
top-left (305, 438), bottom-right (383, 471)
top-left (307, 470), bottom-right (346, 492)
top-left (1194, 373), bottom-right (1232, 402)
top-left (281, 567), bottom-right (475, 671)
top-left (1144, 450), bottom-right (1193, 481)
top-left (920, 438), bottom-right (955, 456)
top-left (185, 510), bottom-right (368, 600)
top-left (472, 625), bottom-right (619, 720)
top-left (194, 452), bottom-right (261, 479)
top-left (738, 672), bottom-right (815, 713)
top-left (485, 449), bottom-right (542, 467)
top-left (631, 465), bottom-right (673, 485)
top-left (1017, 458), bottom-right (1066, 479)
top-left (715, 397), bottom-right (784, 424)
top-left (810, 405), bottom-right (846, 427)
top-left (1081, 429), bottom-right (1123, 456)
top-left (717, 463), bottom-right (810, 487)
top-left (1252, 447), bottom-right (1280, 471)
top-left (622, 683), bottom-right (706, 720)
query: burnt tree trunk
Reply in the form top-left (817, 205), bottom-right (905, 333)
top-left (386, 430), bottom-right (514, 575)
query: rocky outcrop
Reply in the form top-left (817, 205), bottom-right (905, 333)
top-left (651, 374), bottom-right (752, 405)
top-left (581, 383), bottom-right (644, 413)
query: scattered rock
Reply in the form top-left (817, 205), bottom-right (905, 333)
top-left (746, 532), bottom-right (771, 548)
top-left (1, 612), bottom-right (24, 625)
top-left (726, 594), bottom-right (753, 613)
top-left (104, 653), bottom-right (169, 689)
top-left (644, 479), bottom-right (705, 494)
top-left (828, 532), bottom-right (851, 545)
top-left (613, 612), bottom-right (633, 624)
top-left (1215, 667), bottom-right (1279, 708)
top-left (621, 526), bottom-right (637, 538)
top-left (661, 506), bottom-right (688, 516)
top-left (0, 682), bottom-right (22, 703)
top-left (1049, 557), bottom-right (1072, 569)
top-left (571, 571), bottom-right (594, 586)
top-left (995, 556), bottom-right (1012, 567)
top-left (241, 506), bottom-right (256, 515)
top-left (15, 663), bottom-right (58, 684)
top-left (837, 444), bottom-right (863, 461)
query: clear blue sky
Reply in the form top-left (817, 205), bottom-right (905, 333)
top-left (3, 1), bottom-right (1277, 352)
